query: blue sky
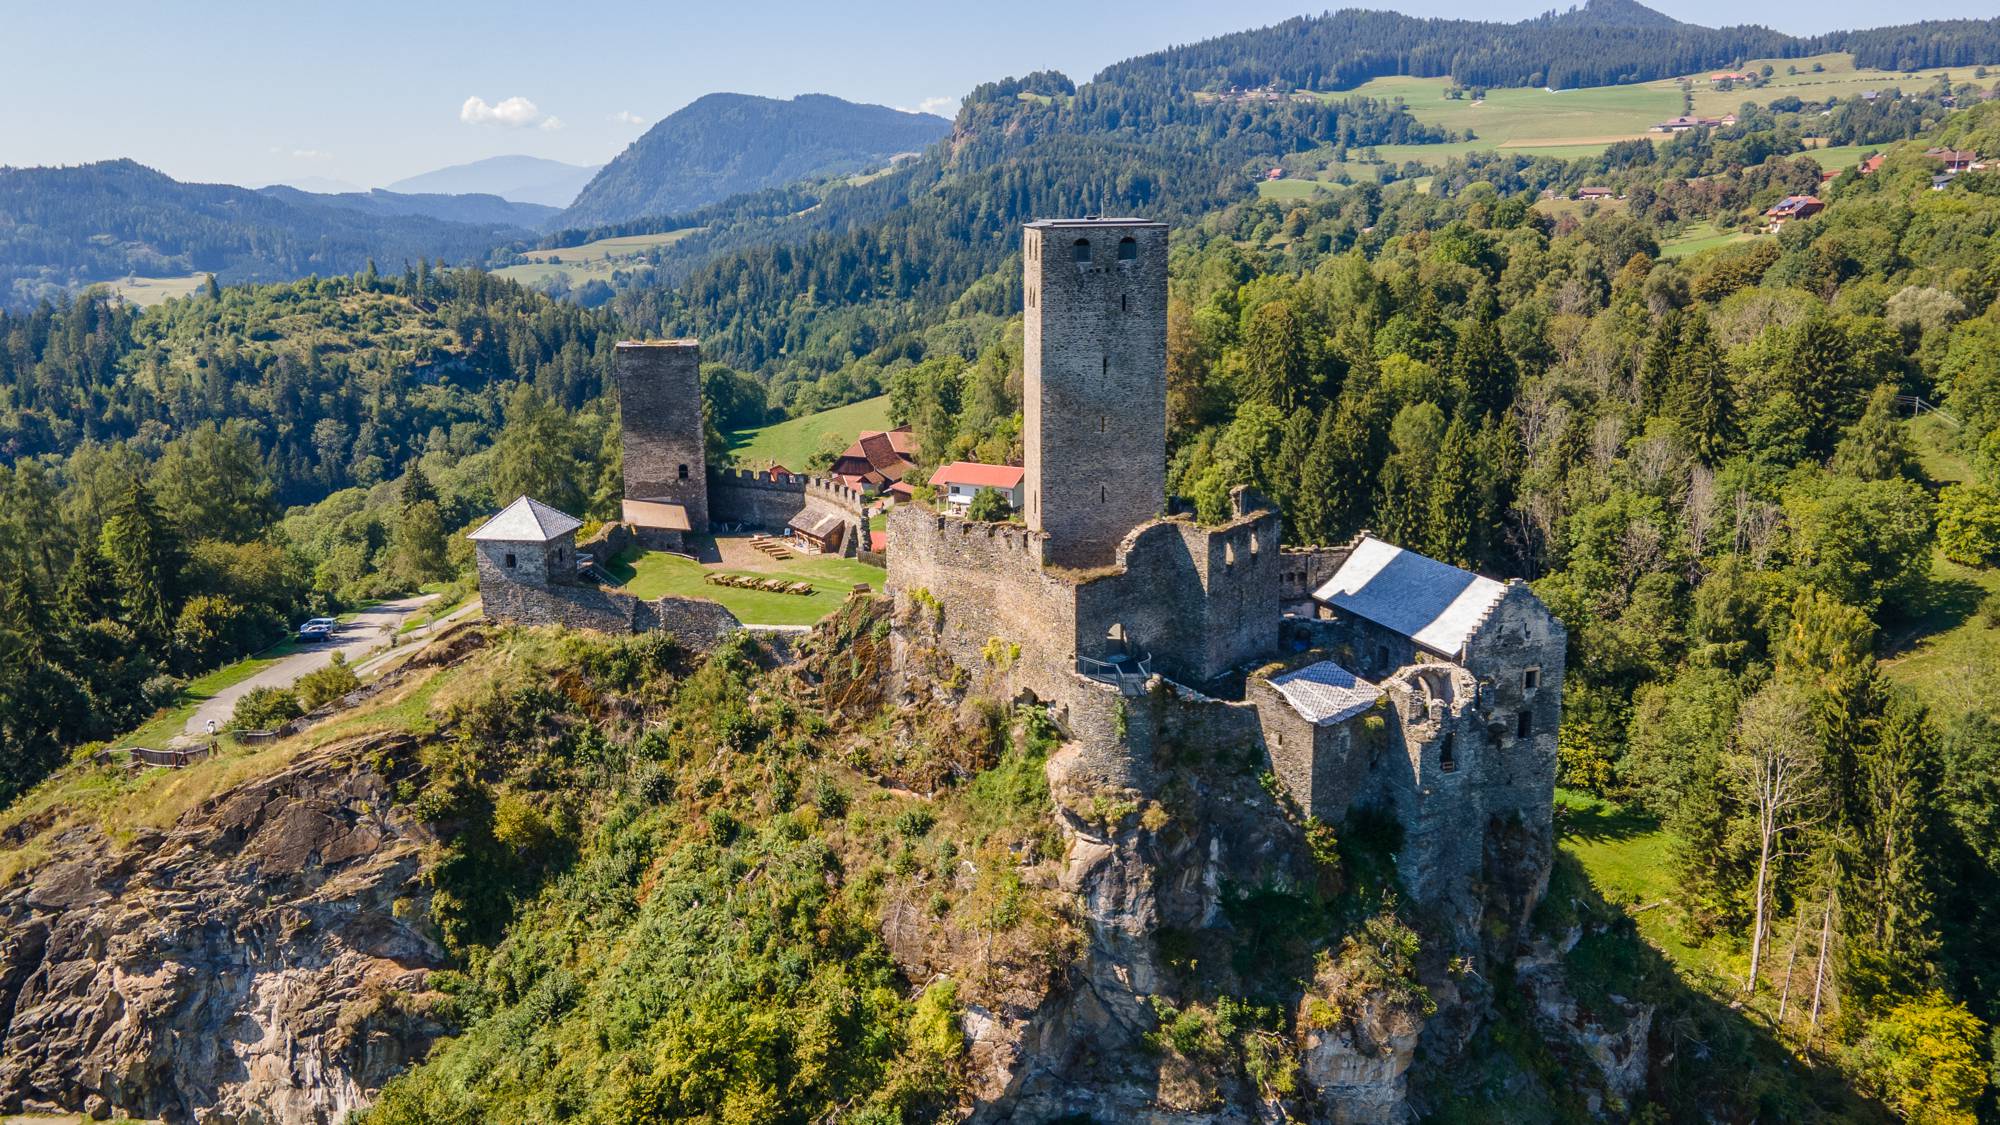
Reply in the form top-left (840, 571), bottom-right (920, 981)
top-left (1, 0), bottom-right (1991, 190)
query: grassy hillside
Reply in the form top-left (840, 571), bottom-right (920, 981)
top-left (1348, 75), bottom-right (1680, 147)
top-left (493, 229), bottom-right (699, 289)
top-left (725, 395), bottom-right (892, 472)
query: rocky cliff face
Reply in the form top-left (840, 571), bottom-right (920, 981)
top-left (0, 734), bottom-right (448, 1124)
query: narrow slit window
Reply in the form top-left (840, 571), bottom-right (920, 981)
top-left (1121, 293), bottom-right (1129, 312)
top-left (1440, 733), bottom-right (1457, 773)
top-left (1100, 484), bottom-right (1108, 504)
top-left (1517, 710), bottom-right (1533, 739)
top-left (1098, 414), bottom-right (1106, 433)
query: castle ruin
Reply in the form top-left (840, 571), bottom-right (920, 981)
top-left (885, 217), bottom-right (1565, 919)
top-left (473, 217), bottom-right (1563, 922)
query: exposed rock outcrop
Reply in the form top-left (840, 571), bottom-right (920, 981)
top-left (0, 734), bottom-right (447, 1124)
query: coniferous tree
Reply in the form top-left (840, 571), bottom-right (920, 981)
top-left (98, 482), bottom-right (185, 648)
top-left (1668, 310), bottom-right (1734, 463)
top-left (1425, 414), bottom-right (1475, 567)
top-left (1832, 384), bottom-right (1917, 483)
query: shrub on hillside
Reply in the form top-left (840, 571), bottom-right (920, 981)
top-left (1938, 482), bottom-right (2000, 567)
top-left (295, 653), bottom-right (359, 711)
top-left (230, 686), bottom-right (302, 731)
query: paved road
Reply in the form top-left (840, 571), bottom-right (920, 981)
top-left (177, 594), bottom-right (439, 743)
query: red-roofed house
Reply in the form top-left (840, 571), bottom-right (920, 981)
top-left (1858, 153), bottom-right (1886, 175)
top-left (1763, 195), bottom-right (1823, 232)
top-left (828, 426), bottom-right (918, 492)
top-left (929, 461), bottom-right (1025, 514)
top-left (1925, 147), bottom-right (1979, 173)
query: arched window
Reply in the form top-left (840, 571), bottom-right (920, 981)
top-left (677, 463), bottom-right (689, 480)
top-left (1117, 236), bottom-right (1138, 261)
top-left (1440, 733), bottom-right (1457, 773)
top-left (1072, 238), bottom-right (1091, 262)
top-left (1224, 542), bottom-right (1236, 569)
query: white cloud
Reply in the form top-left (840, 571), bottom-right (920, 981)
top-left (269, 146), bottom-right (334, 161)
top-left (610, 110), bottom-right (647, 126)
top-left (899, 95), bottom-right (957, 117)
top-left (460, 95), bottom-right (555, 129)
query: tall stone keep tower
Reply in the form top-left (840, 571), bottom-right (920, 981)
top-left (616, 339), bottom-right (709, 532)
top-left (1022, 218), bottom-right (1169, 566)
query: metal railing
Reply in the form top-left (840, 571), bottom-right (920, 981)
top-left (1078, 650), bottom-right (1153, 692)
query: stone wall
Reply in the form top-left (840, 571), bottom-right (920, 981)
top-left (885, 504), bottom-right (1072, 700)
top-left (1022, 220), bottom-right (1169, 567)
top-left (617, 341), bottom-right (709, 531)
top-left (709, 469), bottom-right (868, 551)
top-left (1278, 543), bottom-right (1355, 606)
top-left (474, 534), bottom-right (577, 591)
top-left (1072, 499), bottom-right (1281, 688)
top-left (479, 567), bottom-right (741, 651)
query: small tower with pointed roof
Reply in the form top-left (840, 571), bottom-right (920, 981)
top-left (469, 495), bottom-right (585, 592)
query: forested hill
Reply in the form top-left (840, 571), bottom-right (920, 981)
top-left (0, 160), bottom-right (541, 308)
top-left (256, 185), bottom-right (558, 228)
top-left (1096, 2), bottom-right (2000, 91)
top-left (558, 93), bottom-right (952, 228)
top-left (605, 77), bottom-right (1448, 378)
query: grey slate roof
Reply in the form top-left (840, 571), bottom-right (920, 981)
top-left (788, 509), bottom-right (847, 539)
top-left (468, 496), bottom-right (584, 543)
top-left (1312, 536), bottom-right (1507, 657)
top-left (1269, 661), bottom-right (1382, 725)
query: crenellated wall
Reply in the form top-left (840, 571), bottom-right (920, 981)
top-left (707, 467), bottom-right (869, 551)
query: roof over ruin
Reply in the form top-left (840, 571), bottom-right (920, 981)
top-left (1312, 536), bottom-right (1508, 657)
top-left (1268, 661), bottom-right (1381, 725)
top-left (468, 496), bottom-right (583, 543)
top-left (621, 498), bottom-right (692, 531)
top-left (788, 509), bottom-right (846, 540)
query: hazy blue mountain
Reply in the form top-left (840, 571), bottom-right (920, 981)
top-left (258, 185), bottom-right (558, 227)
top-left (0, 159), bottom-right (534, 305)
top-left (384, 155), bottom-right (601, 207)
top-left (559, 93), bottom-right (950, 228)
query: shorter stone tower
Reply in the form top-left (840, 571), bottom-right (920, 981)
top-left (617, 339), bottom-right (709, 532)
top-left (1022, 218), bottom-right (1169, 567)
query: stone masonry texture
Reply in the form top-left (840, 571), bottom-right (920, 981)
top-left (1023, 219), bottom-right (1168, 568)
top-left (617, 340), bottom-right (709, 531)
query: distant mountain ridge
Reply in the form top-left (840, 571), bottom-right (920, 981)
top-left (0, 160), bottom-right (538, 306)
top-left (385, 155), bottom-right (601, 208)
top-left (258, 185), bottom-right (557, 228)
top-left (559, 93), bottom-right (951, 228)
top-left (1095, 1), bottom-right (2000, 92)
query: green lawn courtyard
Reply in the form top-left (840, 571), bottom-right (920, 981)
top-left (604, 536), bottom-right (885, 626)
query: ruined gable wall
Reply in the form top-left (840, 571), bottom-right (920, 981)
top-left (1073, 511), bottom-right (1281, 687)
top-left (1278, 544), bottom-right (1355, 606)
top-left (1460, 583), bottom-right (1566, 830)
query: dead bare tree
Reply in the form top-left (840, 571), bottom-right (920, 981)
top-left (1729, 681), bottom-right (1825, 997)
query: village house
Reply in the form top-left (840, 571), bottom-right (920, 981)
top-left (1858, 153), bottom-right (1886, 175)
top-left (1764, 194), bottom-right (1824, 231)
top-left (828, 426), bottom-right (919, 492)
top-left (1573, 186), bottom-right (1615, 201)
top-left (1925, 147), bottom-right (1980, 173)
top-left (928, 461), bottom-right (1025, 513)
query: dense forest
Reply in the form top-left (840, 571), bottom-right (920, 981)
top-left (0, 161), bottom-right (540, 308)
top-left (1099, 1), bottom-right (2000, 92)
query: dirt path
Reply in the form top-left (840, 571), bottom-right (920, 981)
top-left (176, 594), bottom-right (438, 742)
